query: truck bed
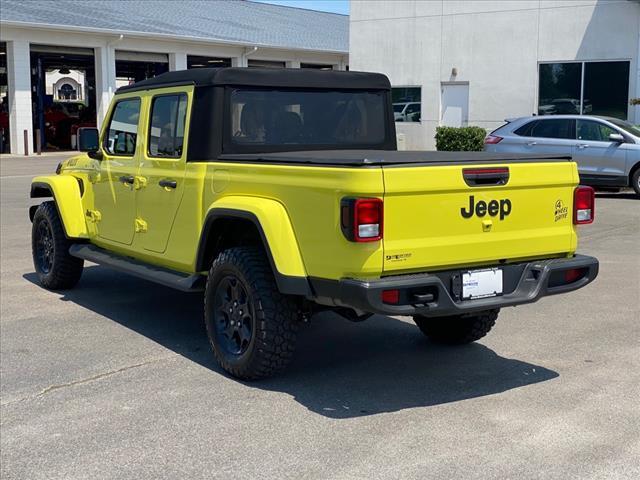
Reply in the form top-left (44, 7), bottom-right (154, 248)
top-left (218, 150), bottom-right (572, 167)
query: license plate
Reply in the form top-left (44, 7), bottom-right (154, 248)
top-left (462, 268), bottom-right (503, 300)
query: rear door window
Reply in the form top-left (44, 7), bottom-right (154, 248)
top-left (514, 121), bottom-right (538, 137)
top-left (148, 94), bottom-right (188, 158)
top-left (104, 98), bottom-right (141, 156)
top-left (530, 119), bottom-right (575, 139)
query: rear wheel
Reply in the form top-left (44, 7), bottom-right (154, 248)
top-left (31, 201), bottom-right (84, 290)
top-left (413, 309), bottom-right (499, 345)
top-left (204, 247), bottom-right (299, 380)
top-left (631, 168), bottom-right (640, 197)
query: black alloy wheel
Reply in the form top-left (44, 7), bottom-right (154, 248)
top-left (213, 275), bottom-right (255, 356)
top-left (35, 220), bottom-right (55, 275)
top-left (31, 201), bottom-right (84, 290)
top-left (204, 246), bottom-right (299, 380)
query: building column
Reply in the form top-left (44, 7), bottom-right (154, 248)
top-left (6, 40), bottom-right (31, 155)
top-left (635, 31), bottom-right (640, 123)
top-left (94, 44), bottom-right (116, 130)
top-left (169, 52), bottom-right (187, 71)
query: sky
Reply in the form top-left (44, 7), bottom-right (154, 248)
top-left (252, 0), bottom-right (349, 15)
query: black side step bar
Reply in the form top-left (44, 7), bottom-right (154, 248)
top-left (69, 244), bottom-right (205, 292)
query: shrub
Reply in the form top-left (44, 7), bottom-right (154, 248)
top-left (435, 126), bottom-right (487, 151)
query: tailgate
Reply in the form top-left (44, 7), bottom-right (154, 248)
top-left (382, 161), bottom-right (578, 273)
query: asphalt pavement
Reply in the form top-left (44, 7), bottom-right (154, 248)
top-left (1, 154), bottom-right (639, 479)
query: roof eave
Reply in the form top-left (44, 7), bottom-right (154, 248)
top-left (0, 20), bottom-right (349, 55)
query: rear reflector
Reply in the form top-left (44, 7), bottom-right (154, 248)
top-left (573, 186), bottom-right (595, 224)
top-left (341, 197), bottom-right (383, 242)
top-left (381, 289), bottom-right (400, 304)
top-left (548, 267), bottom-right (588, 288)
top-left (484, 135), bottom-right (503, 144)
top-left (564, 268), bottom-right (587, 284)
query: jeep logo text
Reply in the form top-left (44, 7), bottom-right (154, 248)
top-left (461, 196), bottom-right (512, 220)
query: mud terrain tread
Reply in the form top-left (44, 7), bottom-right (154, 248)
top-left (413, 309), bottom-right (499, 345)
top-left (204, 247), bottom-right (298, 380)
top-left (31, 201), bottom-right (84, 290)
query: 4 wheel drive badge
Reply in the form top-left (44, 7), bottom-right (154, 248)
top-left (554, 199), bottom-right (568, 222)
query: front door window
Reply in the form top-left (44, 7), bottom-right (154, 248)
top-left (104, 98), bottom-right (141, 156)
top-left (576, 120), bottom-right (617, 142)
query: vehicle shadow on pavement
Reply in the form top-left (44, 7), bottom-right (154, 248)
top-left (24, 266), bottom-right (559, 419)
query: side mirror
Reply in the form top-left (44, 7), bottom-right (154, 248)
top-left (77, 127), bottom-right (100, 153)
top-left (87, 149), bottom-right (104, 161)
top-left (609, 133), bottom-right (625, 143)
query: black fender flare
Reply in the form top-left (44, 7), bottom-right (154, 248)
top-left (195, 208), bottom-right (311, 297)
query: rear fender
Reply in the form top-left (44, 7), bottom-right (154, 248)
top-left (196, 196), bottom-right (309, 296)
top-left (30, 175), bottom-right (88, 238)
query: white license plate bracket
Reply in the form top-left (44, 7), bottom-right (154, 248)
top-left (462, 268), bottom-right (503, 300)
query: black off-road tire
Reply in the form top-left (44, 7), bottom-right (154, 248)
top-left (31, 201), bottom-right (84, 290)
top-left (413, 309), bottom-right (499, 345)
top-left (631, 168), bottom-right (640, 197)
top-left (204, 246), bottom-right (299, 380)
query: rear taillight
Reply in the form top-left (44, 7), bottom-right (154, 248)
top-left (341, 197), bottom-right (383, 242)
top-left (484, 135), bottom-right (503, 144)
top-left (573, 186), bottom-right (595, 224)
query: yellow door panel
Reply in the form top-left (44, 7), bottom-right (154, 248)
top-left (92, 95), bottom-right (143, 245)
top-left (136, 88), bottom-right (192, 253)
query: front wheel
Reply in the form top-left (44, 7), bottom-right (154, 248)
top-left (413, 309), bottom-right (499, 345)
top-left (204, 247), bottom-right (299, 380)
top-left (631, 168), bottom-right (640, 197)
top-left (31, 201), bottom-right (84, 290)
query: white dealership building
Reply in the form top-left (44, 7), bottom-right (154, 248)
top-left (350, 0), bottom-right (640, 149)
top-left (0, 0), bottom-right (348, 154)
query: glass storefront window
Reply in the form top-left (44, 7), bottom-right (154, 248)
top-left (538, 61), bottom-right (630, 120)
top-left (0, 41), bottom-right (9, 153)
top-left (392, 87), bottom-right (421, 122)
top-left (538, 63), bottom-right (582, 115)
top-left (583, 61), bottom-right (629, 119)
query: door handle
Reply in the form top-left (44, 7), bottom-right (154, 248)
top-left (119, 175), bottom-right (135, 185)
top-left (577, 144), bottom-right (589, 149)
top-left (526, 141), bottom-right (537, 146)
top-left (159, 179), bottom-right (177, 189)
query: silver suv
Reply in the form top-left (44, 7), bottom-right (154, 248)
top-left (485, 115), bottom-right (640, 196)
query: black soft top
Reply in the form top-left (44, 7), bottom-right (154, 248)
top-left (117, 67), bottom-right (391, 93)
top-left (217, 150), bottom-right (572, 167)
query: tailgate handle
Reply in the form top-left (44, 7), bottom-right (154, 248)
top-left (463, 167), bottom-right (509, 187)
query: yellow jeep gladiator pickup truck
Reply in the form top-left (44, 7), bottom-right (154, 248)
top-left (30, 68), bottom-right (598, 379)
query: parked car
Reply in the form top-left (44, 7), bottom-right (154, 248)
top-left (30, 68), bottom-right (598, 380)
top-left (393, 102), bottom-right (421, 122)
top-left (485, 115), bottom-right (640, 196)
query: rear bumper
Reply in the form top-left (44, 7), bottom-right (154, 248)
top-left (310, 254), bottom-right (598, 317)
